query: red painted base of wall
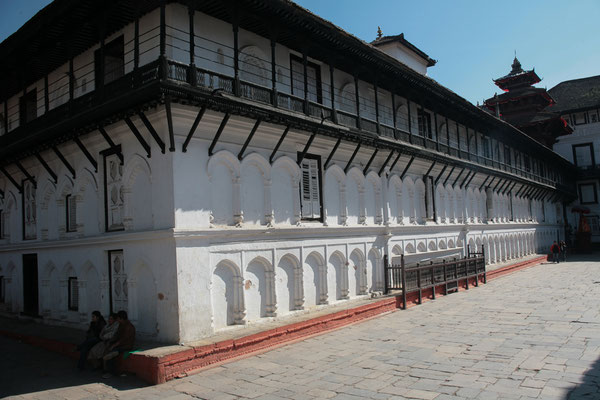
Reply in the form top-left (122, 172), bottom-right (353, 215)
top-left (0, 255), bottom-right (548, 385)
top-left (486, 256), bottom-right (547, 281)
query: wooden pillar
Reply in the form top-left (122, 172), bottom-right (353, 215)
top-left (445, 117), bottom-right (450, 150)
top-left (354, 74), bottom-right (361, 130)
top-left (434, 112), bottom-right (440, 151)
top-left (68, 51), bottom-right (74, 102)
top-left (188, 6), bottom-right (196, 86)
top-left (391, 91), bottom-right (398, 139)
top-left (374, 81), bottom-right (380, 134)
top-left (466, 127), bottom-right (471, 158)
top-left (232, 14), bottom-right (240, 96)
top-left (407, 99), bottom-right (412, 143)
top-left (456, 121), bottom-right (461, 155)
top-left (329, 64), bottom-right (337, 123)
top-left (44, 75), bottom-right (49, 113)
top-left (134, 9), bottom-right (140, 71)
top-left (302, 51), bottom-right (309, 114)
top-left (271, 38), bottom-right (277, 106)
top-left (474, 130), bottom-right (479, 162)
top-left (3, 101), bottom-right (7, 133)
top-left (159, 1), bottom-right (168, 80)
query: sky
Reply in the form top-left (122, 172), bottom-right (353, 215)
top-left (1, 0), bottom-right (598, 105)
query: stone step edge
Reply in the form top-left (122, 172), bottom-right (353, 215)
top-left (0, 255), bottom-right (547, 386)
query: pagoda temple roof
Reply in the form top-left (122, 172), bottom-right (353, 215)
top-left (484, 87), bottom-right (555, 109)
top-left (547, 75), bottom-right (600, 114)
top-left (371, 33), bottom-right (437, 67)
top-left (493, 57), bottom-right (541, 90)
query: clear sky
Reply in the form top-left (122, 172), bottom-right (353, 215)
top-left (1, 0), bottom-right (598, 105)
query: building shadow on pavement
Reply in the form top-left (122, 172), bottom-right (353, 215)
top-left (565, 356), bottom-right (600, 399)
top-left (0, 335), bottom-right (147, 398)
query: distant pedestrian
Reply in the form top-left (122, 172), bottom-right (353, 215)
top-left (560, 241), bottom-right (567, 262)
top-left (550, 241), bottom-right (560, 263)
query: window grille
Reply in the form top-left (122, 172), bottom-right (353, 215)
top-left (66, 195), bottom-right (77, 232)
top-left (68, 277), bottom-right (79, 311)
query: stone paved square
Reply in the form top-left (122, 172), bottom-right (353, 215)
top-left (3, 257), bottom-right (600, 399)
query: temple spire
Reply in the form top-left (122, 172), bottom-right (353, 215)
top-left (376, 26), bottom-right (383, 39)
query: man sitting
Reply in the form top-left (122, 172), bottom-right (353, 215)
top-left (102, 310), bottom-right (135, 378)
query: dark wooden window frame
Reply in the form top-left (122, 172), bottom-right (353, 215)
top-left (65, 194), bottom-right (76, 233)
top-left (297, 152), bottom-right (324, 222)
top-left (578, 182), bottom-right (598, 205)
top-left (572, 143), bottom-right (595, 168)
top-left (19, 89), bottom-right (37, 126)
top-left (68, 276), bottom-right (79, 311)
top-left (289, 54), bottom-right (323, 104)
top-left (94, 35), bottom-right (125, 88)
top-left (417, 109), bottom-right (432, 138)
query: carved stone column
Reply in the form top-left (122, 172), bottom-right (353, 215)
top-left (339, 186), bottom-right (348, 226)
top-left (264, 180), bottom-right (274, 227)
top-left (59, 279), bottom-right (68, 320)
top-left (75, 194), bottom-right (85, 237)
top-left (41, 279), bottom-right (51, 318)
top-left (265, 270), bottom-right (276, 317)
top-left (233, 276), bottom-right (246, 325)
top-left (232, 177), bottom-right (243, 227)
top-left (57, 198), bottom-right (66, 239)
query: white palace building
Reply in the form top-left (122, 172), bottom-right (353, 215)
top-left (0, 0), bottom-right (575, 344)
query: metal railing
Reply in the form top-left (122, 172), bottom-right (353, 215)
top-left (385, 246), bottom-right (486, 309)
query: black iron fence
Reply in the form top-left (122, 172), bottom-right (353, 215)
top-left (385, 246), bottom-right (486, 309)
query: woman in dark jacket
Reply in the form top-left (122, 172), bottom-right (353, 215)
top-left (77, 311), bottom-right (106, 370)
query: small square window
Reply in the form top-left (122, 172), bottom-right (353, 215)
top-left (572, 143), bottom-right (595, 168)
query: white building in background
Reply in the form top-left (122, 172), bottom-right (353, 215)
top-left (550, 76), bottom-right (600, 243)
top-left (0, 0), bottom-right (572, 344)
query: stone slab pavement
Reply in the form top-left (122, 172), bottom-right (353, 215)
top-left (3, 254), bottom-right (600, 400)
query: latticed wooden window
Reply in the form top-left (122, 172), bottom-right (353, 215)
top-left (104, 153), bottom-right (124, 231)
top-left (66, 195), bottom-right (77, 232)
top-left (109, 250), bottom-right (127, 313)
top-left (418, 110), bottom-right (432, 138)
top-left (300, 156), bottom-right (321, 220)
top-left (68, 277), bottom-right (79, 311)
top-left (23, 180), bottom-right (36, 240)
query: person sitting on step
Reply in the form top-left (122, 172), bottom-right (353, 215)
top-left (102, 310), bottom-right (135, 378)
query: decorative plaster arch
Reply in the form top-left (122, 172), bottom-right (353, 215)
top-left (241, 152), bottom-right (271, 181)
top-left (74, 167), bottom-right (98, 195)
top-left (207, 150), bottom-right (241, 181)
top-left (272, 155), bottom-right (300, 183)
top-left (123, 154), bottom-right (152, 188)
top-left (212, 259), bottom-right (245, 327)
top-left (346, 167), bottom-right (366, 191)
top-left (325, 164), bottom-right (346, 186)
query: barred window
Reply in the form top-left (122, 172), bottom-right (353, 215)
top-left (68, 277), bottom-right (79, 311)
top-left (66, 195), bottom-right (77, 232)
